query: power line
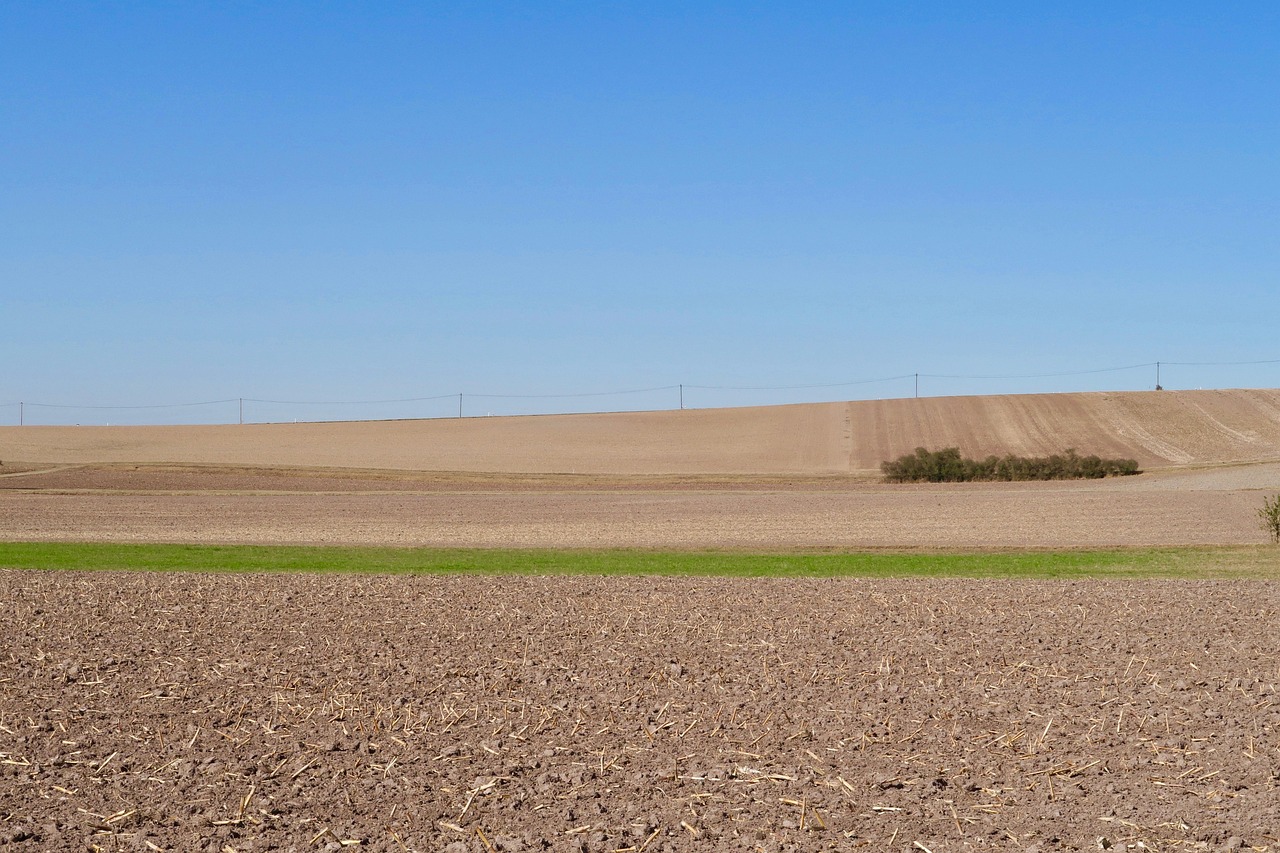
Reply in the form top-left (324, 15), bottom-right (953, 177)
top-left (24, 398), bottom-right (239, 410)
top-left (921, 362), bottom-right (1155, 381)
top-left (467, 385), bottom-right (680, 400)
top-left (686, 374), bottom-right (914, 392)
top-left (243, 394), bottom-right (458, 406)
top-left (1163, 358), bottom-right (1280, 367)
top-left (5, 357), bottom-right (1276, 423)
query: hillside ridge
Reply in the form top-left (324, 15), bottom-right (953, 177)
top-left (2, 388), bottom-right (1279, 475)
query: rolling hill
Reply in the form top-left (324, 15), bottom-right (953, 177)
top-left (3, 388), bottom-right (1279, 475)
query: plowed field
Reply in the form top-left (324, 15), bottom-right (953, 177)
top-left (3, 391), bottom-right (1280, 850)
top-left (6, 389), bottom-right (1280, 475)
top-left (2, 461), bottom-right (1278, 548)
top-left (3, 572), bottom-right (1278, 852)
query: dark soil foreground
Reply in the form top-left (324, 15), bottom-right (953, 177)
top-left (1, 572), bottom-right (1278, 852)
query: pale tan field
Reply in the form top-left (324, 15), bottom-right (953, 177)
top-left (6, 388), bottom-right (1280, 475)
top-left (2, 388), bottom-right (1279, 548)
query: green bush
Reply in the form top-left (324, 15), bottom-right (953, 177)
top-left (1259, 494), bottom-right (1280, 544)
top-left (881, 447), bottom-right (1141, 483)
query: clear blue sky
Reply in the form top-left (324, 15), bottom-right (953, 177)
top-left (4, 2), bottom-right (1277, 424)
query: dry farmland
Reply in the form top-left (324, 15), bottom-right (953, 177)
top-left (3, 389), bottom-right (1280, 851)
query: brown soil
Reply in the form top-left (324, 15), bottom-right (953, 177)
top-left (5, 389), bottom-right (1280, 476)
top-left (3, 392), bottom-right (1280, 851)
top-left (3, 571), bottom-right (1277, 852)
top-left (0, 479), bottom-right (1272, 548)
top-left (0, 463), bottom-right (875, 494)
top-left (2, 460), bottom-right (1278, 548)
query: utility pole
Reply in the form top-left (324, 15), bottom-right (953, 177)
top-left (1156, 362), bottom-right (1162, 390)
top-left (239, 398), bottom-right (243, 425)
top-left (19, 402), bottom-right (23, 426)
top-left (679, 384), bottom-right (683, 410)
top-left (458, 393), bottom-right (463, 418)
top-left (914, 373), bottom-right (919, 398)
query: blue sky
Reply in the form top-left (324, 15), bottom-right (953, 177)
top-left (3, 2), bottom-right (1277, 424)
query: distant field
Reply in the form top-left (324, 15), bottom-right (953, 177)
top-left (4, 388), bottom-right (1280, 475)
top-left (2, 390), bottom-right (1279, 550)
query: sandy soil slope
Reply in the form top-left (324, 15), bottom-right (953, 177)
top-left (2, 571), bottom-right (1277, 852)
top-left (4, 389), bottom-right (1280, 475)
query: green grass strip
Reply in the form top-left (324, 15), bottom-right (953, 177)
top-left (1, 541), bottom-right (1278, 578)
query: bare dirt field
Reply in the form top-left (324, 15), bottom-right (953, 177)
top-left (0, 468), bottom-right (1276, 549)
top-left (2, 459), bottom-right (1279, 549)
top-left (3, 571), bottom-right (1278, 852)
top-left (6, 389), bottom-right (1280, 476)
top-left (3, 391), bottom-right (1280, 851)
top-left (2, 389), bottom-right (1277, 549)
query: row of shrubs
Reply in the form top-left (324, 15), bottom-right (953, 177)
top-left (881, 447), bottom-right (1141, 483)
